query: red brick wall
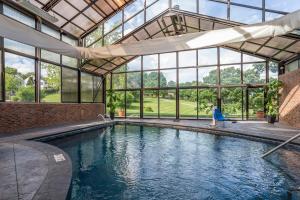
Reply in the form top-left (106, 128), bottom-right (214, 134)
top-left (0, 103), bottom-right (105, 133)
top-left (279, 68), bottom-right (300, 128)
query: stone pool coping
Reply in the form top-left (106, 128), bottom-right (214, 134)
top-left (0, 119), bottom-right (299, 200)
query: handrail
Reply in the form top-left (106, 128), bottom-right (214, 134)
top-left (262, 133), bottom-right (300, 158)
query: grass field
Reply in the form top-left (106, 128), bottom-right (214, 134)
top-left (42, 93), bottom-right (60, 102)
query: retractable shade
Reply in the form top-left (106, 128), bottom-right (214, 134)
top-left (0, 9), bottom-right (300, 59)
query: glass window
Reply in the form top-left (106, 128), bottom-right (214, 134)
top-left (243, 54), bottom-right (264, 63)
top-left (198, 88), bottom-right (217, 118)
top-left (230, 5), bottom-right (262, 24)
top-left (5, 53), bottom-right (35, 102)
top-left (243, 63), bottom-right (266, 84)
top-left (4, 39), bottom-right (35, 56)
top-left (269, 62), bottom-right (278, 81)
top-left (247, 88), bottom-right (264, 119)
top-left (143, 71), bottom-right (159, 88)
top-left (61, 67), bottom-right (78, 103)
top-left (220, 48), bottom-right (241, 64)
top-left (179, 89), bottom-right (197, 118)
top-left (62, 56), bottom-right (78, 68)
top-left (124, 0), bottom-right (144, 20)
top-left (198, 66), bottom-right (217, 86)
top-left (104, 12), bottom-right (122, 34)
top-left (106, 73), bottom-right (111, 90)
top-left (41, 50), bottom-right (60, 63)
top-left (112, 73), bottom-right (125, 89)
top-left (160, 69), bottom-right (177, 88)
top-left (124, 11), bottom-right (144, 35)
top-left (220, 65), bottom-right (241, 85)
top-left (41, 24), bottom-right (60, 39)
top-left (198, 48), bottom-right (217, 66)
top-left (172, 0), bottom-right (197, 13)
top-left (84, 26), bottom-right (103, 47)
top-left (221, 87), bottom-right (243, 118)
top-left (160, 52), bottom-right (177, 69)
top-left (143, 90), bottom-right (158, 117)
top-left (93, 76), bottom-right (103, 103)
top-left (62, 35), bottom-right (78, 46)
top-left (127, 72), bottom-right (141, 89)
top-left (179, 50), bottom-right (197, 67)
top-left (179, 68), bottom-right (197, 87)
top-left (3, 5), bottom-right (35, 28)
top-left (126, 91), bottom-right (140, 117)
top-left (159, 89), bottom-right (176, 118)
top-left (286, 60), bottom-right (299, 73)
top-left (231, 0), bottom-right (262, 7)
top-left (115, 91), bottom-right (125, 117)
top-left (81, 72), bottom-right (93, 102)
top-left (126, 57), bottom-right (141, 71)
top-left (143, 55), bottom-right (158, 70)
top-left (199, 0), bottom-right (227, 19)
top-left (103, 26), bottom-right (122, 45)
top-left (265, 0), bottom-right (300, 13)
top-left (146, 0), bottom-right (169, 21)
top-left (40, 62), bottom-right (61, 102)
top-left (265, 12), bottom-right (283, 21)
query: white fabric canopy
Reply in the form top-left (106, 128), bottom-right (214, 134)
top-left (1, 9), bottom-right (300, 59)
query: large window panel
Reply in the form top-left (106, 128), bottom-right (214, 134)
top-left (198, 48), bottom-right (217, 66)
top-left (84, 27), bottom-right (103, 47)
top-left (3, 5), bottom-right (35, 28)
top-left (126, 90), bottom-right (140, 117)
top-left (40, 62), bottom-right (61, 102)
top-left (265, 0), bottom-right (300, 13)
top-left (160, 52), bottom-right (177, 69)
top-left (127, 72), bottom-right (141, 89)
top-left (220, 65), bottom-right (241, 85)
top-left (143, 90), bottom-right (158, 117)
top-left (146, 0), bottom-right (169, 21)
top-left (198, 88), bottom-right (217, 118)
top-left (4, 39), bottom-right (35, 56)
top-left (159, 89), bottom-right (176, 118)
top-left (126, 57), bottom-right (141, 71)
top-left (160, 69), bottom-right (177, 88)
top-left (231, 0), bottom-right (262, 7)
top-left (61, 67), bottom-right (78, 102)
top-left (62, 56), bottom-right (78, 68)
top-left (243, 54), bottom-right (264, 63)
top-left (124, 0), bottom-right (144, 20)
top-left (243, 63), bottom-right (266, 84)
top-left (124, 12), bottom-right (144, 35)
top-left (269, 62), bottom-right (278, 81)
top-left (81, 72), bottom-right (93, 102)
top-left (198, 66), bottom-right (217, 86)
top-left (115, 91), bottom-right (125, 117)
top-left (179, 89), bottom-right (197, 118)
top-left (173, 0), bottom-right (197, 13)
top-left (199, 0), bottom-right (227, 19)
top-left (41, 24), bottom-right (60, 39)
top-left (62, 35), bottom-right (78, 46)
top-left (220, 48), bottom-right (241, 64)
top-left (93, 76), bottom-right (103, 103)
top-left (221, 87), bottom-right (243, 118)
top-left (179, 50), bottom-right (197, 67)
top-left (41, 50), bottom-right (60, 64)
top-left (230, 5), bottom-right (262, 24)
top-left (143, 71), bottom-right (159, 88)
top-left (143, 54), bottom-right (158, 70)
top-left (112, 73), bottom-right (125, 89)
top-left (5, 53), bottom-right (35, 102)
top-left (104, 12), bottom-right (122, 34)
top-left (104, 26), bottom-right (122, 45)
top-left (106, 73), bottom-right (111, 90)
top-left (247, 88), bottom-right (264, 119)
top-left (179, 68), bottom-right (197, 87)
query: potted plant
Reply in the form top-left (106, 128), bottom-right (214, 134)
top-left (265, 80), bottom-right (283, 124)
top-left (106, 90), bottom-right (117, 120)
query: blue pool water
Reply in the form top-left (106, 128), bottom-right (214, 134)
top-left (49, 125), bottom-right (300, 200)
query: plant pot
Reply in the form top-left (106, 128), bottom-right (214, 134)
top-left (267, 115), bottom-right (276, 124)
top-left (256, 111), bottom-right (265, 119)
top-left (109, 112), bottom-right (115, 120)
top-left (118, 110), bottom-right (125, 117)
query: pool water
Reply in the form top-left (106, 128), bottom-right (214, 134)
top-left (49, 125), bottom-right (300, 200)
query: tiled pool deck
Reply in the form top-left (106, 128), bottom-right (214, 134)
top-left (0, 119), bottom-right (299, 200)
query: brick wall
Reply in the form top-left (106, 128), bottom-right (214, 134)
top-left (279, 68), bottom-right (300, 128)
top-left (0, 103), bottom-right (105, 133)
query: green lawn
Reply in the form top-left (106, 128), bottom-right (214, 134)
top-left (42, 93), bottom-right (60, 102)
